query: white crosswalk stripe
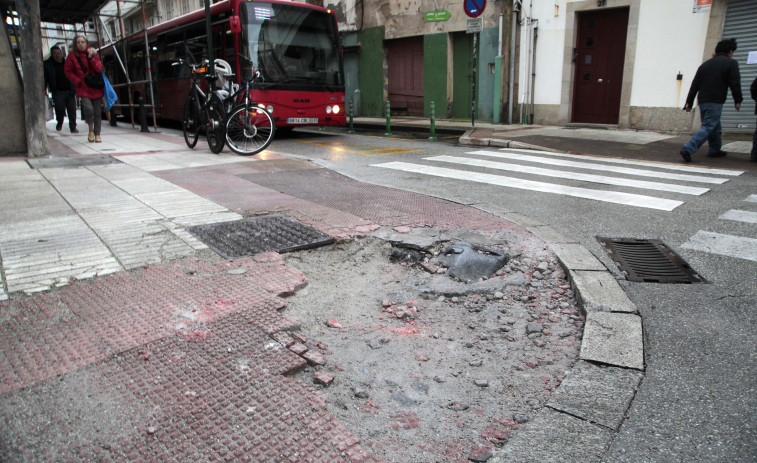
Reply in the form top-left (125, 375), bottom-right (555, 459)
top-left (683, 194), bottom-right (757, 262)
top-left (682, 232), bottom-right (757, 262)
top-left (719, 209), bottom-right (757, 224)
top-left (372, 148), bottom-right (743, 211)
top-left (467, 149), bottom-right (736, 184)
top-left (428, 155), bottom-right (710, 195)
top-left (375, 161), bottom-right (684, 211)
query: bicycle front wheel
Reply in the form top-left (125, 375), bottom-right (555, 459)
top-left (182, 95), bottom-right (201, 148)
top-left (225, 104), bottom-right (275, 156)
top-left (206, 94), bottom-right (225, 154)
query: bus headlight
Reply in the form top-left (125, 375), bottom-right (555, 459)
top-left (326, 105), bottom-right (340, 114)
top-left (258, 103), bottom-right (274, 114)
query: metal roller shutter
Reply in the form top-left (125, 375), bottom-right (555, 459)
top-left (721, 0), bottom-right (757, 132)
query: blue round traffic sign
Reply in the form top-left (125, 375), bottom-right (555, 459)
top-left (464, 0), bottom-right (486, 18)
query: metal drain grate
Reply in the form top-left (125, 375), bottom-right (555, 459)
top-left (188, 215), bottom-right (334, 258)
top-left (598, 237), bottom-right (706, 283)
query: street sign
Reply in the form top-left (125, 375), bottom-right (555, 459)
top-left (464, 0), bottom-right (486, 18)
top-left (424, 10), bottom-right (451, 22)
top-left (466, 18), bottom-right (483, 34)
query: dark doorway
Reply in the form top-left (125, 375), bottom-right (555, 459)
top-left (387, 37), bottom-right (424, 116)
top-left (571, 8), bottom-right (629, 124)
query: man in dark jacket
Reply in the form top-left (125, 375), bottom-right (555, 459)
top-left (751, 76), bottom-right (757, 162)
top-left (43, 46), bottom-right (78, 133)
top-left (680, 38), bottom-right (742, 162)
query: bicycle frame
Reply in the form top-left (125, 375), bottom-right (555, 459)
top-left (174, 59), bottom-right (225, 153)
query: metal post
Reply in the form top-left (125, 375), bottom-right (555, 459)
top-left (348, 100), bottom-right (355, 133)
top-left (138, 96), bottom-right (149, 132)
top-left (429, 101), bottom-right (437, 141)
top-left (472, 32), bottom-right (478, 128)
top-left (141, 1), bottom-right (157, 131)
top-left (385, 100), bottom-right (392, 136)
top-left (204, 0), bottom-right (214, 64)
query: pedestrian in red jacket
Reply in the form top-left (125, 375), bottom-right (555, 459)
top-left (64, 35), bottom-right (104, 143)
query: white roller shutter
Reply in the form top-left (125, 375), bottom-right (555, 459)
top-left (721, 0), bottom-right (757, 131)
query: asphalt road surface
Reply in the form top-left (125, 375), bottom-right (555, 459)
top-left (269, 126), bottom-right (757, 462)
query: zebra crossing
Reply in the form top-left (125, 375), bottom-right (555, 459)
top-left (683, 194), bottom-right (757, 262)
top-left (372, 148), bottom-right (742, 211)
top-left (372, 148), bottom-right (756, 262)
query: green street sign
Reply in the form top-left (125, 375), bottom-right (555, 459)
top-left (425, 10), bottom-right (451, 22)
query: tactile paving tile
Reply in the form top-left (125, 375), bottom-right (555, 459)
top-left (188, 215), bottom-right (335, 258)
top-left (0, 255), bottom-right (304, 394)
top-left (0, 309), bottom-right (381, 462)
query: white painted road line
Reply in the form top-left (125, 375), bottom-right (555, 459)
top-left (427, 155), bottom-right (710, 195)
top-left (719, 210), bottom-right (757, 224)
top-left (469, 150), bottom-right (731, 184)
top-left (373, 161), bottom-right (683, 211)
top-left (745, 194), bottom-right (757, 203)
top-left (682, 231), bottom-right (757, 262)
top-left (498, 147), bottom-right (744, 177)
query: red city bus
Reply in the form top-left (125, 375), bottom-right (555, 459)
top-left (101, 0), bottom-right (345, 130)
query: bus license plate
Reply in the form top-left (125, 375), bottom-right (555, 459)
top-left (287, 117), bottom-right (318, 124)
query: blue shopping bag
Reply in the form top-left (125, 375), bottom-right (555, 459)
top-left (103, 75), bottom-right (118, 112)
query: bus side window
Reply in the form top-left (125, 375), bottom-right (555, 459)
top-left (157, 60), bottom-right (179, 80)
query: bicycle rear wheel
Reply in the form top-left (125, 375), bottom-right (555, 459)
top-left (182, 95), bottom-right (201, 148)
top-left (225, 104), bottom-right (275, 156)
top-left (206, 94), bottom-right (225, 154)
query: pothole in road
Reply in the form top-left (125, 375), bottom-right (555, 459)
top-left (282, 228), bottom-right (584, 463)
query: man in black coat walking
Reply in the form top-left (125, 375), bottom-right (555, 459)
top-left (680, 38), bottom-right (742, 162)
top-left (44, 46), bottom-right (78, 133)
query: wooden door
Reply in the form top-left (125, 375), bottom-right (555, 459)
top-left (571, 8), bottom-right (628, 124)
top-left (387, 37), bottom-right (424, 116)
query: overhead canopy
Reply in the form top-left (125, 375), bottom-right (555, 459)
top-left (39, 0), bottom-right (110, 24)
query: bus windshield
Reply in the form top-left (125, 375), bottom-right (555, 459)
top-left (239, 2), bottom-right (344, 90)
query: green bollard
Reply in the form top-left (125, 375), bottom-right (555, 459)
top-left (385, 100), bottom-right (392, 136)
top-left (349, 100), bottom-right (355, 133)
top-left (429, 101), bottom-right (437, 141)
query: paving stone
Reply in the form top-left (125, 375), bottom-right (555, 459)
top-left (580, 312), bottom-right (644, 370)
top-left (551, 243), bottom-right (607, 271)
top-left (314, 370), bottom-right (335, 385)
top-left (490, 408), bottom-right (613, 463)
top-left (547, 360), bottom-right (643, 430)
top-left (303, 350), bottom-right (327, 366)
top-left (569, 269), bottom-right (637, 314)
top-left (527, 225), bottom-right (579, 244)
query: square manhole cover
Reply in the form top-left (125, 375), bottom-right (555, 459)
top-left (188, 215), bottom-right (334, 258)
top-left (598, 237), bottom-right (706, 284)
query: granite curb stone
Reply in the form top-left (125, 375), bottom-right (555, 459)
top-left (472, 217), bottom-right (645, 462)
top-left (547, 360), bottom-right (643, 431)
top-left (580, 311), bottom-right (644, 370)
top-left (489, 407), bottom-right (614, 463)
top-left (551, 243), bottom-right (608, 271)
top-left (569, 269), bottom-right (638, 314)
top-left (460, 128), bottom-right (563, 152)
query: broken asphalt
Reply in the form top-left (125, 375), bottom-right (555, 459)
top-left (0, 117), bottom-right (753, 462)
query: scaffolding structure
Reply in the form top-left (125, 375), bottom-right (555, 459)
top-left (3, 0), bottom-right (159, 132)
top-left (92, 0), bottom-right (158, 131)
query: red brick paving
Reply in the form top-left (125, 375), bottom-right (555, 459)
top-left (0, 255), bottom-right (308, 395)
top-left (0, 156), bottom-right (546, 462)
top-left (0, 254), bottom-right (383, 461)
